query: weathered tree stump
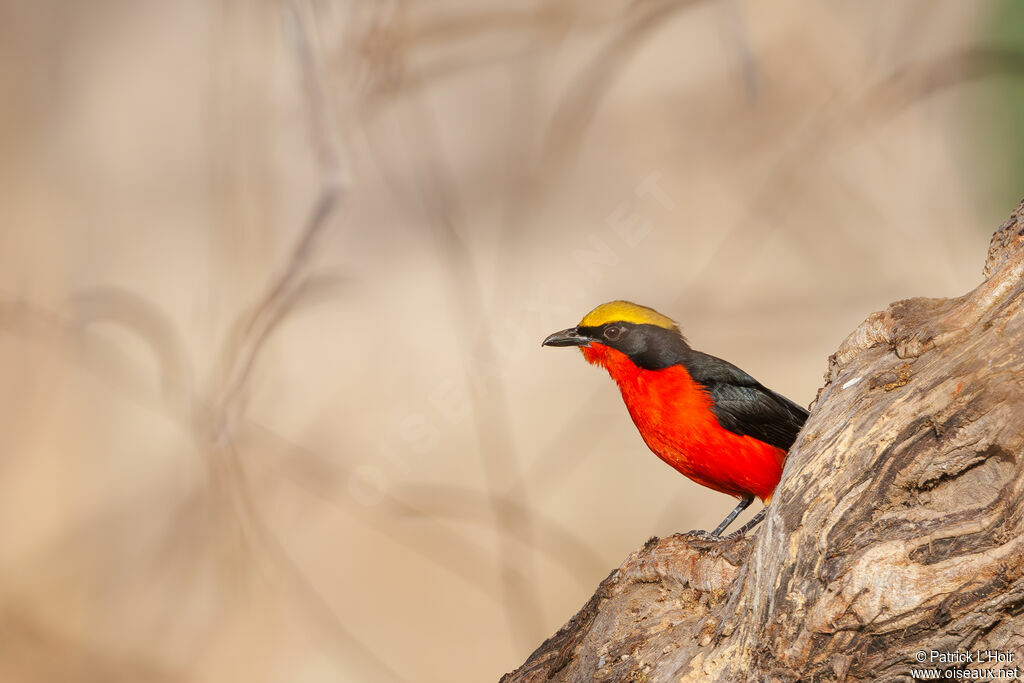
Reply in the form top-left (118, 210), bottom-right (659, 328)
top-left (503, 201), bottom-right (1024, 682)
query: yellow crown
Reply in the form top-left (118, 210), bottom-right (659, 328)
top-left (579, 300), bottom-right (679, 331)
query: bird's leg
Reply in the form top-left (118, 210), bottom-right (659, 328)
top-left (722, 506), bottom-right (767, 540)
top-left (710, 496), bottom-right (753, 537)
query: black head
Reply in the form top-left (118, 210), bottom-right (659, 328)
top-left (542, 321), bottom-right (691, 370)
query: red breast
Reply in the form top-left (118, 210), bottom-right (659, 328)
top-left (582, 342), bottom-right (784, 502)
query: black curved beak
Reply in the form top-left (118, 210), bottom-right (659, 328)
top-left (542, 326), bottom-right (594, 348)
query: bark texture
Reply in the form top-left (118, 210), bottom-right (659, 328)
top-left (503, 202), bottom-right (1024, 682)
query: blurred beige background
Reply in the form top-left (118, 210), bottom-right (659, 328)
top-left (0, 1), bottom-right (1015, 681)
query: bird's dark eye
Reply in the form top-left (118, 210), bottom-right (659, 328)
top-left (604, 325), bottom-right (622, 340)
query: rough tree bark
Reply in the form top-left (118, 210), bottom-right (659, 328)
top-left (503, 202), bottom-right (1024, 682)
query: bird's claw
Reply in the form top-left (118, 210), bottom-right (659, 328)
top-left (683, 529), bottom-right (720, 543)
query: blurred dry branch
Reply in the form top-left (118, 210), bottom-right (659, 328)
top-left (211, 0), bottom-right (344, 436)
top-left (502, 202), bottom-right (1024, 681)
top-left (541, 0), bottom-right (708, 169)
top-left (190, 3), bottom-right (410, 680)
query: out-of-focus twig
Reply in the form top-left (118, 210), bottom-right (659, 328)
top-left (70, 287), bottom-right (194, 421)
top-left (717, 0), bottom-right (759, 101)
top-left (210, 0), bottom-right (345, 441)
top-left (392, 484), bottom-right (606, 575)
top-left (194, 2), bottom-right (410, 680)
top-left (356, 51), bottom-right (548, 650)
top-left (0, 297), bottom-right (554, 641)
top-left (402, 100), bottom-right (548, 649)
top-left (858, 46), bottom-right (1024, 121)
top-left (541, 0), bottom-right (709, 171)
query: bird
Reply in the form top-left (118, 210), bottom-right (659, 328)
top-left (542, 300), bottom-right (808, 539)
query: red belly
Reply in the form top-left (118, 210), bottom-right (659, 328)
top-left (583, 344), bottom-right (785, 502)
top-left (625, 395), bottom-right (785, 502)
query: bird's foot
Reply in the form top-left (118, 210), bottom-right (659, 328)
top-left (682, 529), bottom-right (720, 543)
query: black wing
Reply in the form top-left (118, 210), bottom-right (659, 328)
top-left (683, 350), bottom-right (809, 451)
